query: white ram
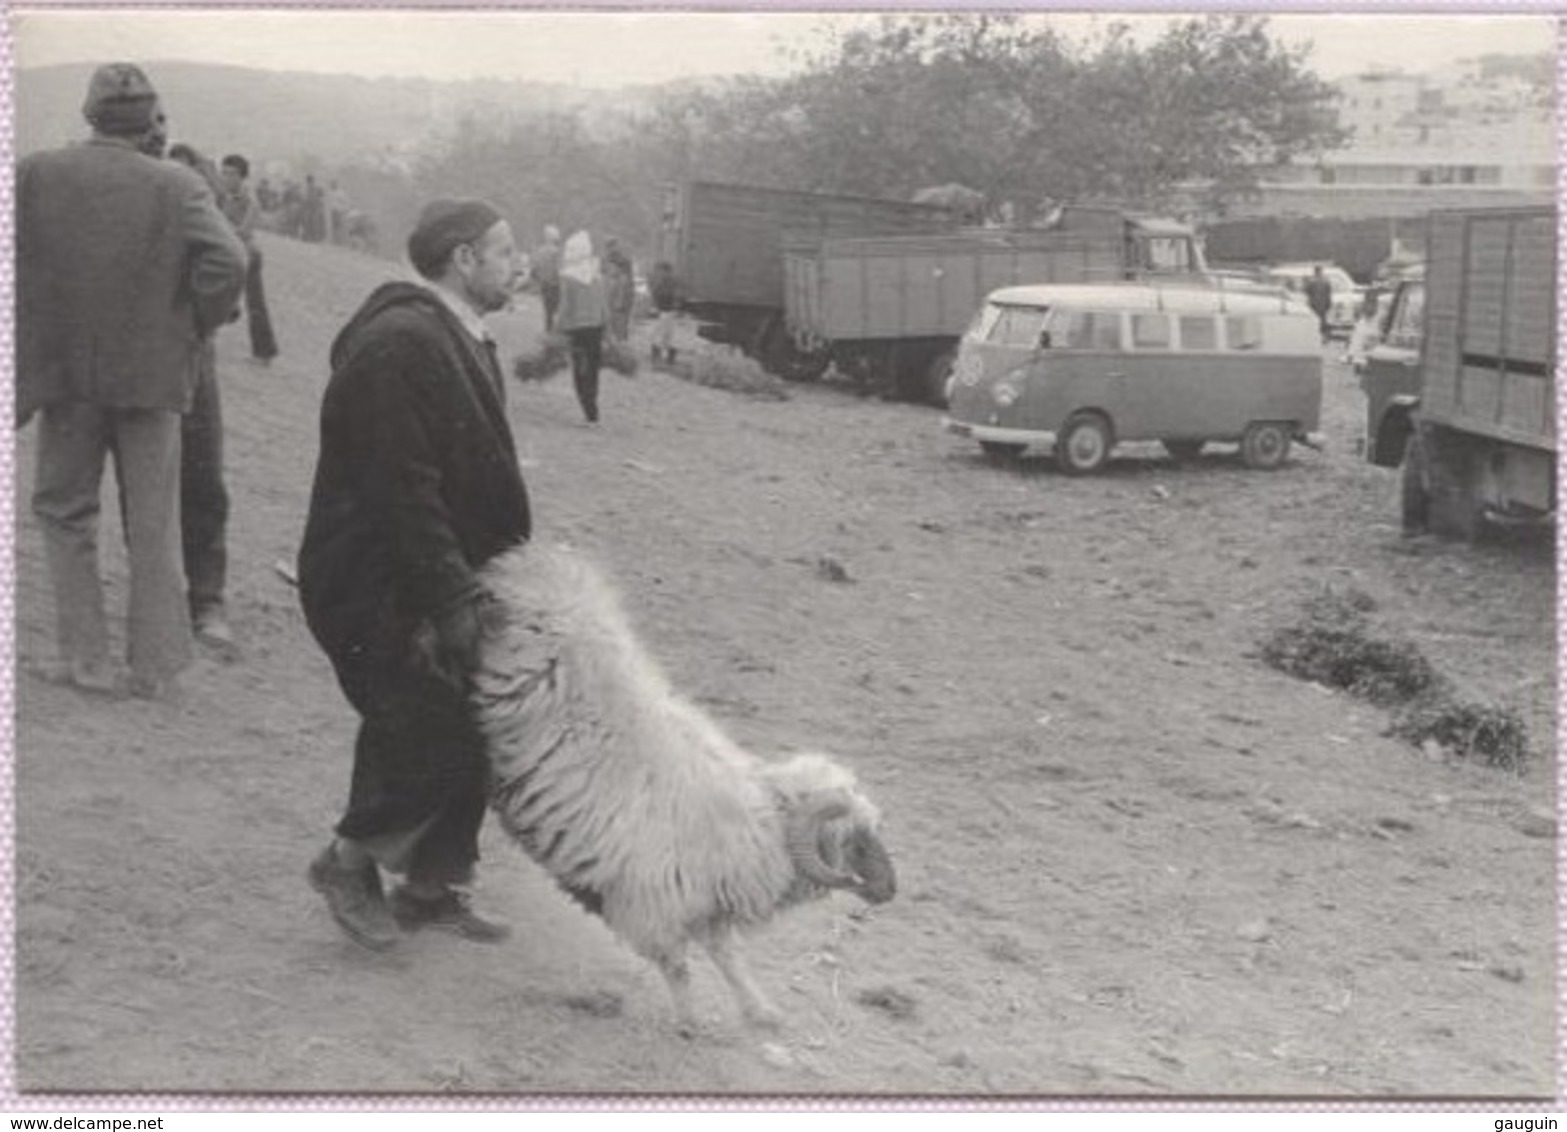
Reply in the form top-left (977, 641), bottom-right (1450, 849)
top-left (472, 543), bottom-right (896, 1032)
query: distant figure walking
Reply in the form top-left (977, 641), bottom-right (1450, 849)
top-left (603, 236), bottom-right (635, 343)
top-left (17, 63), bottom-right (247, 699)
top-left (556, 231), bottom-right (608, 424)
top-left (531, 225), bottom-right (562, 332)
top-left (1304, 264), bottom-right (1333, 343)
top-left (649, 260), bottom-right (682, 365)
top-left (302, 174), bottom-right (327, 243)
top-left (220, 153), bottom-right (280, 365)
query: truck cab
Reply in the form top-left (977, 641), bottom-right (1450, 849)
top-left (1359, 266), bottom-right (1425, 467)
top-left (1124, 216), bottom-right (1209, 279)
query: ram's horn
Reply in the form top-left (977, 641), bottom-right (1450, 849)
top-left (847, 827), bottom-right (897, 903)
top-left (785, 797), bottom-right (857, 889)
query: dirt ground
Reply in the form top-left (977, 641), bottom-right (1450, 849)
top-left (12, 234), bottom-right (1558, 1102)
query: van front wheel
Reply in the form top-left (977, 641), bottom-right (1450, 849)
top-left (1056, 413), bottom-right (1113, 475)
top-left (1240, 422), bottom-right (1292, 470)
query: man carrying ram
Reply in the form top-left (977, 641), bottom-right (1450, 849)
top-left (299, 198), bottom-right (530, 951)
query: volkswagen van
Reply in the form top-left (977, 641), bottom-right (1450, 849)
top-left (942, 283), bottom-right (1323, 473)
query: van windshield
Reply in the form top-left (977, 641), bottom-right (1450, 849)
top-left (982, 304), bottom-right (1051, 348)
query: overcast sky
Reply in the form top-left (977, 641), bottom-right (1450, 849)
top-left (11, 7), bottom-right (1560, 89)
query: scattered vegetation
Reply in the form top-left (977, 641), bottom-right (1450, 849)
top-left (671, 348), bottom-right (790, 400)
top-left (511, 333), bottom-right (640, 384)
top-left (603, 337), bottom-right (640, 378)
top-left (512, 333), bottom-right (569, 383)
top-left (1261, 586), bottom-right (1531, 772)
top-left (1259, 589), bottom-right (1439, 707)
top-left (1391, 700), bottom-right (1531, 773)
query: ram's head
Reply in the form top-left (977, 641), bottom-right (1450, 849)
top-left (771, 754), bottom-right (896, 905)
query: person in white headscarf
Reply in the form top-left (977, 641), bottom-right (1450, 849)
top-left (554, 230), bottom-right (608, 423)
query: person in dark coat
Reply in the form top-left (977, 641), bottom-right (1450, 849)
top-left (1304, 265), bottom-right (1334, 343)
top-left (602, 236), bottom-right (635, 343)
top-left (299, 198), bottom-right (530, 951)
top-left (530, 224), bottom-right (562, 331)
top-left (649, 260), bottom-right (682, 365)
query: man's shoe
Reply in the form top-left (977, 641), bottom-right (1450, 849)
top-left (308, 845), bottom-right (399, 951)
top-left (193, 609), bottom-right (236, 652)
top-left (31, 657), bottom-right (124, 699)
top-left (389, 886), bottom-right (512, 944)
top-left (125, 671), bottom-right (184, 705)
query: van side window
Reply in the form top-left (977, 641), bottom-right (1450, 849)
top-left (1225, 315), bottom-right (1263, 351)
top-left (1052, 311), bottom-right (1121, 350)
top-left (1090, 313), bottom-right (1122, 350)
top-left (1179, 316), bottom-right (1218, 351)
top-left (1130, 312), bottom-right (1171, 349)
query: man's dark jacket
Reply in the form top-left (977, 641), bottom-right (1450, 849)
top-left (299, 281), bottom-right (531, 686)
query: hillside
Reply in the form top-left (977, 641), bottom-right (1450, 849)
top-left (13, 60), bottom-right (662, 169)
top-left (12, 233), bottom-right (1557, 1099)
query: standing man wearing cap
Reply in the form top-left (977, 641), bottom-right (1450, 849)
top-left (16, 63), bottom-right (247, 699)
top-left (299, 198), bottom-right (529, 950)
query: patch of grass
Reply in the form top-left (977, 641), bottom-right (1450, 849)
top-left (1259, 589), bottom-right (1438, 707)
top-left (603, 337), bottom-right (640, 378)
top-left (511, 334), bottom-right (639, 382)
top-left (1260, 586), bottom-right (1531, 772)
top-left (675, 348), bottom-right (791, 400)
top-left (512, 333), bottom-right (568, 383)
top-left (1391, 697), bottom-right (1531, 772)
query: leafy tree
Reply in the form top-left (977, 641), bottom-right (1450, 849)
top-left (658, 13), bottom-right (1346, 215)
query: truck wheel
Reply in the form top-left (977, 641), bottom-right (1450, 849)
top-left (1240, 422), bottom-right (1291, 470)
top-left (1055, 413), bottom-right (1113, 475)
top-left (1425, 431), bottom-right (1486, 541)
top-left (1399, 433), bottom-right (1430, 534)
top-left (1162, 439), bottom-right (1204, 462)
top-left (925, 349), bottom-right (957, 408)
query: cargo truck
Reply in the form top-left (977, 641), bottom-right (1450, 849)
top-left (655, 179), bottom-right (959, 375)
top-left (1359, 206), bottom-right (1556, 538)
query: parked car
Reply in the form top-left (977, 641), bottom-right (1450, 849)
top-left (942, 281), bottom-right (1324, 473)
top-left (1261, 262), bottom-right (1364, 338)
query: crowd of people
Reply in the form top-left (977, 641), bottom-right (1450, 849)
top-left (254, 172), bottom-right (359, 247)
top-left (18, 61), bottom-right (688, 949)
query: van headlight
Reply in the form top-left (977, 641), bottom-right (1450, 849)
top-left (991, 379), bottom-right (1022, 407)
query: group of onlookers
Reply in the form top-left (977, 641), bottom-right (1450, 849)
top-left (256, 173), bottom-right (354, 246)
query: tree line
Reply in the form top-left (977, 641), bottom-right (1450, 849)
top-left (412, 13), bottom-right (1347, 258)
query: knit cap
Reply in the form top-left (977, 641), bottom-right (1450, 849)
top-left (407, 198), bottom-right (504, 279)
top-left (82, 63), bottom-right (159, 136)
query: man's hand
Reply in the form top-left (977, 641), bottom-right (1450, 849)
top-left (430, 592), bottom-right (506, 686)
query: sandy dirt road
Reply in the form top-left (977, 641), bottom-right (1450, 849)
top-left (13, 234), bottom-right (1557, 1100)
